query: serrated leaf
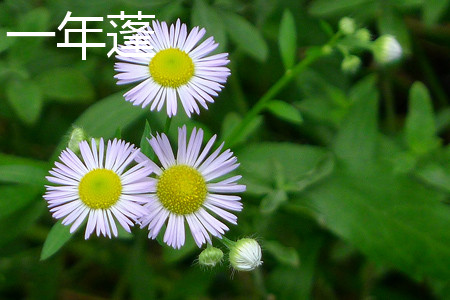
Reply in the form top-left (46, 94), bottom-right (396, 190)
top-left (278, 10), bottom-right (297, 70)
top-left (6, 79), bottom-right (43, 124)
top-left (38, 68), bottom-right (94, 103)
top-left (264, 240), bottom-right (300, 267)
top-left (223, 12), bottom-right (268, 61)
top-left (266, 100), bottom-right (303, 124)
top-left (405, 82), bottom-right (440, 155)
top-left (41, 221), bottom-right (77, 260)
top-left (192, 0), bottom-right (227, 52)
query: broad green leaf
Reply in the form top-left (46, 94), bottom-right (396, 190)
top-left (140, 120), bottom-right (155, 159)
top-left (38, 68), bottom-right (94, 103)
top-left (299, 165), bottom-right (450, 281)
top-left (333, 75), bottom-right (378, 170)
top-left (0, 185), bottom-right (40, 219)
top-left (266, 100), bottom-right (303, 125)
top-left (223, 12), bottom-right (268, 61)
top-left (41, 221), bottom-right (76, 260)
top-left (0, 153), bottom-right (49, 169)
top-left (192, 0), bottom-right (227, 52)
top-left (264, 240), bottom-right (300, 267)
top-left (6, 79), bottom-right (43, 124)
top-left (405, 82), bottom-right (440, 155)
top-left (0, 165), bottom-right (47, 186)
top-left (278, 10), bottom-right (297, 70)
top-left (260, 189), bottom-right (288, 214)
top-left (377, 6), bottom-right (411, 55)
top-left (423, 0), bottom-right (450, 26)
top-left (237, 143), bottom-right (330, 195)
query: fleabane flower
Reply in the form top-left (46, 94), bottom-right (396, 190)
top-left (139, 126), bottom-right (245, 249)
top-left (114, 19), bottom-right (230, 118)
top-left (44, 138), bottom-right (153, 239)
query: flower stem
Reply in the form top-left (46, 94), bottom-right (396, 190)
top-left (225, 48), bottom-right (326, 147)
top-left (218, 236), bottom-right (236, 249)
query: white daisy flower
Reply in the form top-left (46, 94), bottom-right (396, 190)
top-left (139, 125), bottom-right (245, 249)
top-left (114, 19), bottom-right (231, 118)
top-left (229, 238), bottom-right (263, 271)
top-left (44, 138), bottom-right (153, 239)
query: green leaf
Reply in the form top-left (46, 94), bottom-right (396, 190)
top-left (163, 233), bottom-right (197, 263)
top-left (377, 5), bottom-right (411, 55)
top-left (0, 185), bottom-right (40, 219)
top-left (278, 10), bottom-right (297, 70)
top-left (192, 0), bottom-right (227, 52)
top-left (423, 0), bottom-right (450, 26)
top-left (264, 240), bottom-right (300, 267)
top-left (405, 82), bottom-right (440, 155)
top-left (260, 189), bottom-right (288, 214)
top-left (0, 165), bottom-right (48, 186)
top-left (38, 68), bottom-right (95, 103)
top-left (41, 221), bottom-right (76, 260)
top-left (140, 120), bottom-right (155, 159)
top-left (0, 27), bottom-right (15, 53)
top-left (266, 100), bottom-right (303, 124)
top-left (300, 165), bottom-right (450, 281)
top-left (6, 79), bottom-right (43, 124)
top-left (223, 12), bottom-right (268, 61)
top-left (237, 143), bottom-right (331, 195)
top-left (333, 75), bottom-right (378, 170)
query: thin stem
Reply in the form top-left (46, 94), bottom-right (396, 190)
top-left (225, 48), bottom-right (326, 147)
top-left (218, 236), bottom-right (235, 249)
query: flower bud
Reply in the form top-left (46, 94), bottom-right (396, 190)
top-left (67, 127), bottom-right (87, 153)
top-left (355, 28), bottom-right (371, 43)
top-left (339, 17), bottom-right (356, 35)
top-left (341, 55), bottom-right (361, 74)
top-left (372, 35), bottom-right (402, 64)
top-left (229, 238), bottom-right (263, 271)
top-left (199, 246), bottom-right (223, 268)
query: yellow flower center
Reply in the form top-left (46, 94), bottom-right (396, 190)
top-left (149, 48), bottom-right (195, 88)
top-left (78, 169), bottom-right (122, 209)
top-left (156, 165), bottom-right (207, 215)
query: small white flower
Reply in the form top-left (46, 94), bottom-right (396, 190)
top-left (114, 19), bottom-right (230, 118)
top-left (373, 35), bottom-right (402, 64)
top-left (44, 138), bottom-right (153, 239)
top-left (229, 238), bottom-right (263, 271)
top-left (139, 125), bottom-right (245, 249)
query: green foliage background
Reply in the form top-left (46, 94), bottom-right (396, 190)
top-left (0, 0), bottom-right (449, 299)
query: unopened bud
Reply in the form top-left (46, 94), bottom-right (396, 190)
top-left (341, 55), bottom-right (361, 74)
top-left (229, 238), bottom-right (263, 271)
top-left (68, 127), bottom-right (87, 153)
top-left (199, 246), bottom-right (223, 268)
top-left (373, 35), bottom-right (402, 64)
top-left (339, 17), bottom-right (356, 35)
top-left (355, 28), bottom-right (371, 42)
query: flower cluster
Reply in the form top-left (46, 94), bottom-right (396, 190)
top-left (44, 19), bottom-right (262, 272)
